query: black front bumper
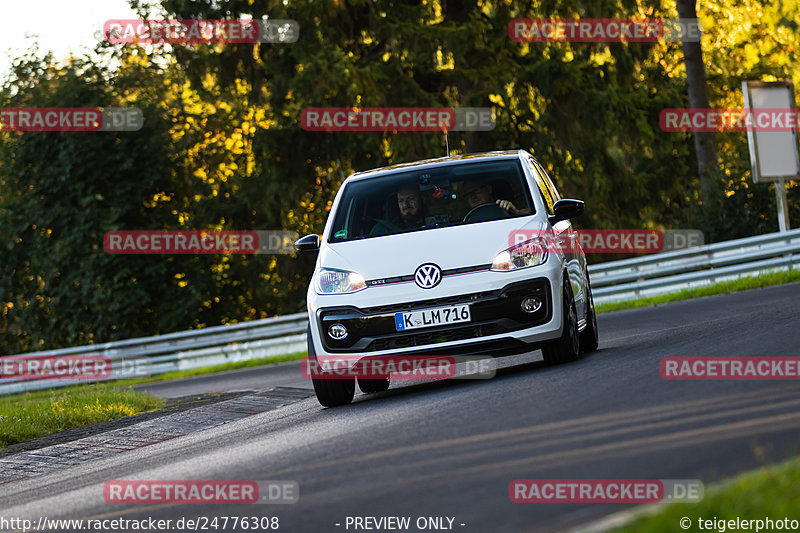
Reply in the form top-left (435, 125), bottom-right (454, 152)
top-left (315, 278), bottom-right (552, 354)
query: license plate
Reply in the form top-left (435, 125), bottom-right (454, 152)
top-left (395, 304), bottom-right (471, 331)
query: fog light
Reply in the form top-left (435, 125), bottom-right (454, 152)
top-left (328, 323), bottom-right (348, 340)
top-left (521, 297), bottom-right (542, 313)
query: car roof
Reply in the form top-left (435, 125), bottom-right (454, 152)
top-left (346, 150), bottom-right (526, 183)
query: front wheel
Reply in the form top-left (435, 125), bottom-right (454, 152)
top-left (307, 326), bottom-right (355, 407)
top-left (541, 280), bottom-right (581, 365)
top-left (312, 375), bottom-right (356, 407)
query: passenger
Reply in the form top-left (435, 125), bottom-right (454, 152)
top-left (396, 184), bottom-right (425, 227)
top-left (370, 184), bottom-right (426, 236)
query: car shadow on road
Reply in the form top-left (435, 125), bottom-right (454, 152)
top-left (346, 347), bottom-right (606, 405)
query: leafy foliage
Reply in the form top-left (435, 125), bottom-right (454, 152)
top-left (1, 0), bottom-right (798, 352)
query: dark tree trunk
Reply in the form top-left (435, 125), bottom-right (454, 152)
top-left (676, 0), bottom-right (718, 202)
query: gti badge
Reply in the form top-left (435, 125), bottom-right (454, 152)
top-left (414, 263), bottom-right (442, 289)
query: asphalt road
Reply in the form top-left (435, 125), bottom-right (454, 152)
top-left (3, 283), bottom-right (800, 533)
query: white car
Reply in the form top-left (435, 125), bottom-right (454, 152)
top-left (295, 150), bottom-right (598, 406)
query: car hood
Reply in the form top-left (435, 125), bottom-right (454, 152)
top-left (318, 216), bottom-right (548, 279)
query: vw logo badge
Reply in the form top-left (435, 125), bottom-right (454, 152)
top-left (414, 263), bottom-right (442, 289)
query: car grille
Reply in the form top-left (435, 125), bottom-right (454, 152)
top-left (362, 291), bottom-right (498, 314)
top-left (365, 323), bottom-right (506, 351)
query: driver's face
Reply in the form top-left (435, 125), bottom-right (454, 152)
top-left (463, 182), bottom-right (492, 208)
top-left (397, 186), bottom-right (422, 222)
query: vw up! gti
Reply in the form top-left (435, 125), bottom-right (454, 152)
top-left (295, 150), bottom-right (598, 406)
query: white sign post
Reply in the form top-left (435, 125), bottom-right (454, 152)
top-left (742, 80), bottom-right (799, 232)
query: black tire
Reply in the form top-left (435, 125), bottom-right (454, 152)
top-left (307, 326), bottom-right (355, 407)
top-left (358, 376), bottom-right (391, 393)
top-left (541, 279), bottom-right (581, 365)
top-left (579, 273), bottom-right (599, 354)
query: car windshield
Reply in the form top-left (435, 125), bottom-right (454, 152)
top-left (328, 159), bottom-right (535, 242)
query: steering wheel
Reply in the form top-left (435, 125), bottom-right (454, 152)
top-left (363, 216), bottom-right (403, 235)
top-left (463, 202), bottom-right (510, 223)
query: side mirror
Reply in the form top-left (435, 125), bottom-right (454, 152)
top-left (550, 199), bottom-right (584, 224)
top-left (294, 234), bottom-right (320, 255)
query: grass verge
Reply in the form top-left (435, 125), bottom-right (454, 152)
top-left (596, 269), bottom-right (800, 314)
top-left (613, 456), bottom-right (800, 532)
top-left (0, 382), bottom-right (164, 448)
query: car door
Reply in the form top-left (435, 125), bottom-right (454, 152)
top-left (527, 157), bottom-right (589, 322)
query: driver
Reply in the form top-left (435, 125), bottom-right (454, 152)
top-left (462, 179), bottom-right (520, 215)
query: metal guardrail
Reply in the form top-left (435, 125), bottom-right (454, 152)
top-left (3, 229), bottom-right (798, 395)
top-left (0, 314), bottom-right (308, 395)
top-left (589, 228), bottom-right (800, 304)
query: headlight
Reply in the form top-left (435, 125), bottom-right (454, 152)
top-left (315, 268), bottom-right (367, 294)
top-left (491, 239), bottom-right (547, 271)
